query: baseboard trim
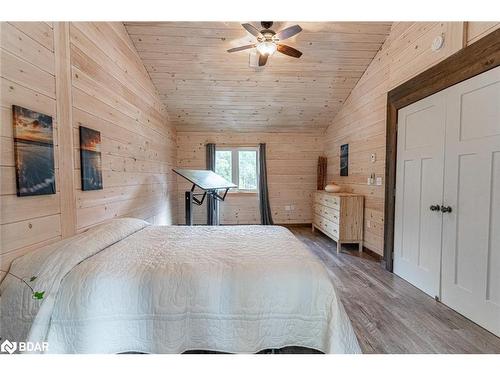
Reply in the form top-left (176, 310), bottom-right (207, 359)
top-left (362, 247), bottom-right (384, 262)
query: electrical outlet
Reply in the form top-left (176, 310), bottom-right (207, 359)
top-left (367, 177), bottom-right (372, 185)
top-left (376, 176), bottom-right (383, 186)
top-left (368, 173), bottom-right (375, 185)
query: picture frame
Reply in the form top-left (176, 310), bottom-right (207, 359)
top-left (340, 143), bottom-right (349, 177)
top-left (79, 126), bottom-right (103, 191)
top-left (12, 105), bottom-right (56, 197)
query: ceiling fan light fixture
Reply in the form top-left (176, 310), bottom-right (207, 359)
top-left (228, 22), bottom-right (303, 66)
top-left (256, 41), bottom-right (277, 56)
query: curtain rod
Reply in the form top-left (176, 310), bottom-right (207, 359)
top-left (209, 143), bottom-right (261, 147)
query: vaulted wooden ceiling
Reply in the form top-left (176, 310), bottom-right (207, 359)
top-left (125, 22), bottom-right (392, 132)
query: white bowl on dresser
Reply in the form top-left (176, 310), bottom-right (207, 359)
top-left (324, 183), bottom-right (342, 193)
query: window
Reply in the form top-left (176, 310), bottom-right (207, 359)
top-left (215, 147), bottom-right (258, 192)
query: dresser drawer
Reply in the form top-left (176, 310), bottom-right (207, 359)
top-left (313, 214), bottom-right (340, 238)
top-left (314, 193), bottom-right (340, 210)
top-left (313, 203), bottom-right (340, 224)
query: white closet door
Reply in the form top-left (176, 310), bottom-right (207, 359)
top-left (441, 66), bottom-right (500, 336)
top-left (394, 93), bottom-right (446, 297)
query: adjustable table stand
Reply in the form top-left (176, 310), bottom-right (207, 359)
top-left (173, 169), bottom-right (237, 226)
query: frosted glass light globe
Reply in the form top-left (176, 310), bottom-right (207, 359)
top-left (256, 41), bottom-right (277, 56)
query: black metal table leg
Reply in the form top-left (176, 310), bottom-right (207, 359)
top-left (185, 191), bottom-right (193, 226)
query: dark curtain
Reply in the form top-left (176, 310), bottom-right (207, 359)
top-left (206, 143), bottom-right (219, 225)
top-left (317, 156), bottom-right (327, 190)
top-left (259, 143), bottom-right (274, 225)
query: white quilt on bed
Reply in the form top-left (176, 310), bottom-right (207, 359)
top-left (0, 219), bottom-right (361, 354)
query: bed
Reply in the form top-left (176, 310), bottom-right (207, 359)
top-left (0, 218), bottom-right (361, 354)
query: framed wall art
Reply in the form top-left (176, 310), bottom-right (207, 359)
top-left (12, 105), bottom-right (56, 196)
top-left (79, 126), bottom-right (103, 191)
top-left (340, 143), bottom-right (349, 177)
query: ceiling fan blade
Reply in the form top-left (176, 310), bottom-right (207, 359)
top-left (275, 25), bottom-right (302, 41)
top-left (242, 23), bottom-right (262, 38)
top-left (227, 44), bottom-right (256, 53)
top-left (277, 44), bottom-right (303, 58)
top-left (258, 53), bottom-right (268, 67)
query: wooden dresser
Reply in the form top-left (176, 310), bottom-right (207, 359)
top-left (312, 191), bottom-right (364, 253)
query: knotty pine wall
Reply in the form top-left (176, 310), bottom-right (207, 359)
top-left (1, 22), bottom-right (176, 267)
top-left (1, 22), bottom-right (61, 265)
top-left (323, 22), bottom-right (499, 256)
top-left (2, 21), bottom-right (498, 264)
top-left (467, 22), bottom-right (500, 45)
top-left (176, 132), bottom-right (322, 225)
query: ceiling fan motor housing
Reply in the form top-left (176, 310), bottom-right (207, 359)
top-left (260, 21), bottom-right (273, 29)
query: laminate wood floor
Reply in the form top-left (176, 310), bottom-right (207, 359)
top-left (287, 225), bottom-right (500, 354)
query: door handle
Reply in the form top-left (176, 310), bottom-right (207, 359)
top-left (440, 205), bottom-right (452, 213)
top-left (430, 204), bottom-right (441, 211)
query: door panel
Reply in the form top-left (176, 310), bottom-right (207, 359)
top-left (455, 153), bottom-right (488, 292)
top-left (488, 152), bottom-right (500, 307)
top-left (441, 66), bottom-right (500, 336)
top-left (459, 80), bottom-right (500, 141)
top-left (394, 94), bottom-right (446, 297)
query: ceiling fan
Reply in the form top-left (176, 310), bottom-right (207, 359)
top-left (227, 21), bottom-right (303, 67)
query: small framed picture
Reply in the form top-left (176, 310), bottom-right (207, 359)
top-left (12, 105), bottom-right (56, 196)
top-left (79, 126), bottom-right (103, 191)
top-left (340, 144), bottom-right (349, 177)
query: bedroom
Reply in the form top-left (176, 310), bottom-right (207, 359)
top-left (0, 0), bottom-right (499, 372)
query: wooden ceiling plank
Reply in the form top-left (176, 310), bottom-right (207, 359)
top-left (124, 21), bottom-right (391, 132)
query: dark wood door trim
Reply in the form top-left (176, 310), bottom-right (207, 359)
top-left (383, 28), bottom-right (500, 271)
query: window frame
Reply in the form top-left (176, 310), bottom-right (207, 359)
top-left (215, 146), bottom-right (259, 193)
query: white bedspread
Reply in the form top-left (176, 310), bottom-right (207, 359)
top-left (0, 219), bottom-right (361, 354)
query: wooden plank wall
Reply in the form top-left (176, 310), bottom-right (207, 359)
top-left (0, 22), bottom-right (62, 266)
top-left (69, 22), bottom-right (177, 231)
top-left (467, 22), bottom-right (500, 45)
top-left (1, 22), bottom-right (176, 268)
top-left (323, 22), bottom-right (497, 255)
top-left (176, 132), bottom-right (322, 225)
top-left (2, 21), bottom-right (498, 264)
